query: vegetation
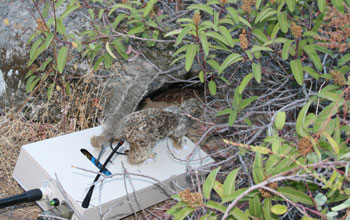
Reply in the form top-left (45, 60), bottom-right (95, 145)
top-left (8, 0), bottom-right (350, 219)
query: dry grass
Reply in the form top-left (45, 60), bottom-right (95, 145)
top-left (0, 71), bottom-right (108, 219)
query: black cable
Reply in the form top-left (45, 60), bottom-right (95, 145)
top-left (0, 189), bottom-right (42, 209)
top-left (82, 138), bottom-right (125, 208)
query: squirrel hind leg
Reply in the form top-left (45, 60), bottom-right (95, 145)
top-left (169, 135), bottom-right (183, 149)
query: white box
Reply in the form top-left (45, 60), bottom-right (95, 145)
top-left (13, 127), bottom-right (213, 219)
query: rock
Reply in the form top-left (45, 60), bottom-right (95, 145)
top-left (96, 57), bottom-right (189, 147)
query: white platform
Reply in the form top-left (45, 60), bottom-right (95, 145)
top-left (13, 126), bottom-right (214, 219)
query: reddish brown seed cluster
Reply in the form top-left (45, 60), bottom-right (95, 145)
top-left (259, 181), bottom-right (278, 198)
top-left (315, 5), bottom-right (350, 52)
top-left (241, 0), bottom-right (255, 13)
top-left (192, 11), bottom-right (201, 26)
top-left (179, 189), bottom-right (204, 208)
top-left (297, 136), bottom-right (314, 156)
top-left (240, 29), bottom-right (248, 50)
top-left (291, 22), bottom-right (302, 39)
top-left (330, 70), bottom-right (346, 86)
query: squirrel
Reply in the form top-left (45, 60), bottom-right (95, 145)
top-left (91, 99), bottom-right (200, 164)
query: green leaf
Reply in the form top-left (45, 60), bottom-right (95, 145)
top-left (144, 0), bottom-right (157, 17)
top-left (255, 8), bottom-right (276, 24)
top-left (249, 195), bottom-right (261, 217)
top-left (331, 0), bottom-right (344, 13)
top-left (278, 187), bottom-right (314, 205)
top-left (112, 14), bottom-right (128, 29)
top-left (30, 38), bottom-right (43, 61)
top-left (338, 53), bottom-right (350, 66)
top-left (98, 8), bottom-right (104, 19)
top-left (282, 39), bottom-right (293, 60)
top-left (314, 193), bottom-right (327, 207)
top-left (251, 146), bottom-right (271, 154)
top-left (56, 18), bottom-right (66, 35)
top-left (109, 4), bottom-right (133, 16)
top-left (227, 7), bottom-right (239, 24)
top-left (207, 59), bottom-right (220, 70)
top-left (230, 207), bottom-right (250, 220)
top-left (318, 91), bottom-right (340, 102)
top-left (322, 132), bottom-right (340, 156)
top-left (26, 75), bottom-right (37, 93)
top-left (332, 198), bottom-right (350, 211)
top-left (252, 62), bottom-right (261, 83)
top-left (250, 45), bottom-right (273, 53)
top-left (175, 25), bottom-right (192, 46)
top-left (271, 23), bottom-right (280, 40)
top-left (113, 40), bottom-right (128, 60)
top-left (205, 201), bottom-right (226, 213)
top-left (38, 57), bottom-right (53, 71)
top-left (223, 168), bottom-right (240, 197)
top-left (146, 20), bottom-right (157, 28)
top-left (199, 213), bottom-right (217, 220)
top-left (27, 32), bottom-right (40, 44)
top-left (290, 59), bottom-right (304, 86)
top-left (187, 4), bottom-right (213, 15)
top-left (303, 45), bottom-right (322, 71)
top-left (170, 54), bottom-right (186, 66)
top-left (216, 108), bottom-right (232, 116)
top-left (47, 83), bottom-right (55, 101)
top-left (296, 98), bottom-right (315, 136)
top-left (208, 80), bottom-right (217, 95)
top-left (206, 31), bottom-right (229, 46)
top-left (29, 77), bottom-right (40, 93)
top-left (29, 32), bottom-right (55, 66)
top-left (57, 46), bottom-right (68, 74)
top-left (165, 29), bottom-right (182, 38)
top-left (65, 81), bottom-right (71, 96)
top-left (239, 16), bottom-right (252, 28)
top-left (219, 53), bottom-right (243, 74)
top-left (228, 109), bottom-right (237, 126)
top-left (256, 0), bottom-right (262, 9)
top-left (199, 71), bottom-right (205, 83)
top-left (239, 96), bottom-right (259, 110)
top-left (173, 207), bottom-right (194, 220)
top-left (203, 167), bottom-right (220, 200)
top-left (277, 11), bottom-right (288, 33)
top-left (60, 5), bottom-right (79, 20)
top-left (252, 29), bottom-right (269, 43)
top-left (303, 66), bottom-right (320, 80)
top-left (106, 42), bottom-right (117, 59)
top-left (218, 26), bottom-right (234, 47)
top-left (318, 0), bottom-right (326, 12)
top-left (263, 198), bottom-right (274, 220)
top-left (199, 33), bottom-right (209, 57)
top-left (128, 25), bottom-right (145, 35)
top-left (238, 73), bottom-right (253, 94)
top-left (285, 0), bottom-right (295, 12)
top-left (185, 44), bottom-right (197, 72)
top-left (271, 204), bottom-right (288, 215)
top-left (314, 101), bottom-right (343, 133)
top-left (252, 153), bottom-right (264, 184)
top-left (275, 111), bottom-right (286, 130)
top-left (232, 87), bottom-right (242, 107)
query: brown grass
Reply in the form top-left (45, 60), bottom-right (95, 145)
top-left (0, 71), bottom-right (107, 219)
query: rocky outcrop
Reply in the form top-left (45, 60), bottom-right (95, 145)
top-left (93, 57), bottom-right (189, 147)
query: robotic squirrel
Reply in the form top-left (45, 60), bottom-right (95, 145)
top-left (91, 99), bottom-right (200, 164)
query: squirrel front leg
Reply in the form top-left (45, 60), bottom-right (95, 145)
top-left (90, 135), bottom-right (108, 148)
